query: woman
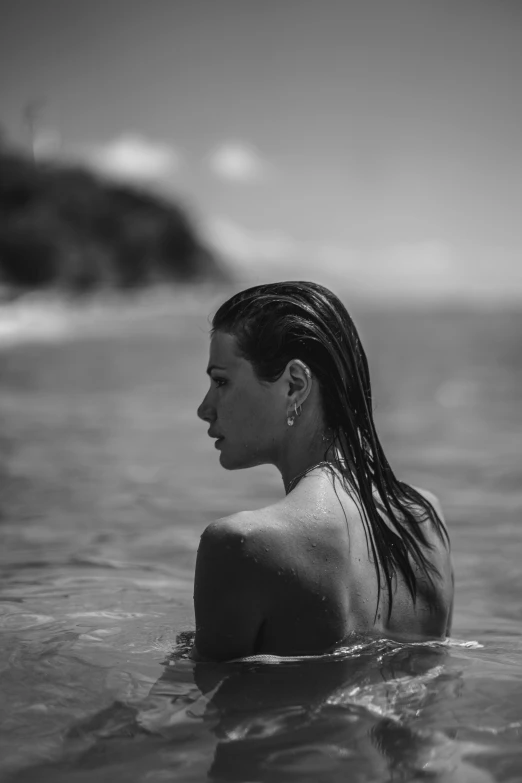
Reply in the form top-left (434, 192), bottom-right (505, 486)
top-left (194, 281), bottom-right (454, 661)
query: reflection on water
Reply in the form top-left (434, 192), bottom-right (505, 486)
top-left (1, 300), bottom-right (522, 781)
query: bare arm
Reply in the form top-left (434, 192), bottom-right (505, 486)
top-left (192, 518), bottom-right (265, 662)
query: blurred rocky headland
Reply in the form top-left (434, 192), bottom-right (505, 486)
top-left (0, 143), bottom-right (228, 300)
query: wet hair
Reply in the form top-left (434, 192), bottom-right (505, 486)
top-left (212, 281), bottom-right (450, 618)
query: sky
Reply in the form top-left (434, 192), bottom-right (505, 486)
top-left (1, 0), bottom-right (522, 300)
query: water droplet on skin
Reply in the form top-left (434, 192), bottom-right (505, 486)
top-left (321, 596), bottom-right (326, 601)
top-left (311, 543), bottom-right (317, 548)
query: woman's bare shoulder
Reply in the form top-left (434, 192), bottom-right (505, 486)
top-left (201, 507), bottom-right (281, 539)
top-left (411, 485), bottom-right (446, 521)
top-left (409, 485), bottom-right (453, 586)
top-left (200, 508), bottom-right (283, 554)
top-left (196, 514), bottom-right (262, 589)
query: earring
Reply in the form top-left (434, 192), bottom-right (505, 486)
top-left (287, 402), bottom-right (302, 427)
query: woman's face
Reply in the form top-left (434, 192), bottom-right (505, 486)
top-left (197, 331), bottom-right (287, 470)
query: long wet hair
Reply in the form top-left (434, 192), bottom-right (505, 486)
top-left (212, 281), bottom-right (450, 618)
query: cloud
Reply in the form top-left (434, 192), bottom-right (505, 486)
top-left (207, 142), bottom-right (267, 183)
top-left (205, 216), bottom-right (297, 264)
top-left (206, 218), bottom-right (522, 301)
top-left (315, 242), bottom-right (357, 268)
top-left (204, 216), bottom-right (355, 289)
top-left (87, 134), bottom-right (181, 182)
top-left (205, 218), bottom-right (466, 298)
top-left (387, 241), bottom-right (453, 278)
top-left (371, 241), bottom-right (455, 296)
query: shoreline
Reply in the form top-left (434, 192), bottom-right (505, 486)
top-left (0, 284), bottom-right (230, 348)
top-left (1, 283), bottom-right (520, 349)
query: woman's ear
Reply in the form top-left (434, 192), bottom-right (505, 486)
top-left (285, 359), bottom-right (313, 405)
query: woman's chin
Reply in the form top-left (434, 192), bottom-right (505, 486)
top-left (216, 445), bottom-right (234, 469)
top-left (217, 446), bottom-right (252, 471)
top-left (218, 452), bottom-right (241, 470)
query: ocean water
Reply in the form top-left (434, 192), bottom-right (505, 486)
top-left (0, 297), bottom-right (521, 782)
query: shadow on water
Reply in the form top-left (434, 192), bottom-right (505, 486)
top-left (7, 636), bottom-right (496, 783)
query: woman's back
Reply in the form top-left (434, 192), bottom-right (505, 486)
top-left (193, 469), bottom-right (453, 660)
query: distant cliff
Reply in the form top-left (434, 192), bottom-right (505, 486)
top-left (0, 147), bottom-right (227, 295)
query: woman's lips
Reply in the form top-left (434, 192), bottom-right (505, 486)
top-left (214, 437), bottom-right (224, 449)
top-left (207, 430), bottom-right (224, 447)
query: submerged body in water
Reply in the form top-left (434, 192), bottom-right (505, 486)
top-left (9, 635), bottom-right (493, 783)
top-left (194, 283), bottom-right (454, 660)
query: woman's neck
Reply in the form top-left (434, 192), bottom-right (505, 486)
top-left (279, 430), bottom-right (338, 495)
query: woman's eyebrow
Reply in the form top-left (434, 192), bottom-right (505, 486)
top-left (206, 364), bottom-right (227, 376)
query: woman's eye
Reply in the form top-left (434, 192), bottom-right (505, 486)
top-left (212, 377), bottom-right (227, 388)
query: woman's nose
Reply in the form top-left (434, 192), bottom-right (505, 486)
top-left (197, 391), bottom-right (214, 422)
